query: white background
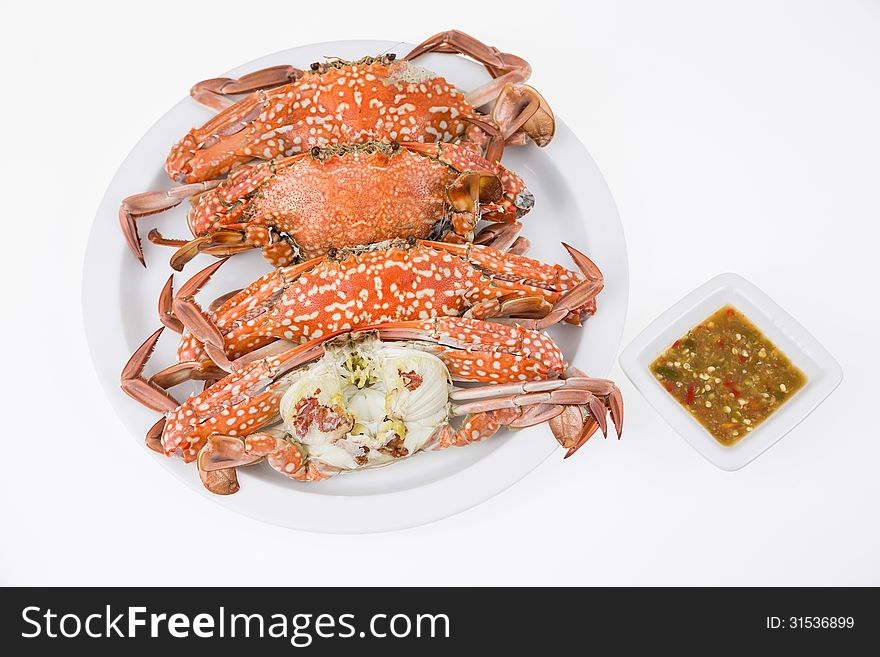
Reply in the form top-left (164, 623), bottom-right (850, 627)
top-left (2, 0), bottom-right (878, 585)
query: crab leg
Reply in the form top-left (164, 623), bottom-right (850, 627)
top-left (445, 365), bottom-right (623, 453)
top-left (404, 29), bottom-right (530, 83)
top-left (120, 328), bottom-right (181, 412)
top-left (564, 366), bottom-right (624, 438)
top-left (371, 317), bottom-right (565, 382)
top-left (197, 431), bottom-right (333, 484)
top-left (491, 84), bottom-right (556, 147)
top-left (451, 388), bottom-right (598, 414)
top-left (168, 231), bottom-right (251, 272)
top-left (435, 402), bottom-right (597, 458)
top-left (403, 30), bottom-right (555, 149)
top-left (119, 182), bottom-right (221, 264)
top-left (464, 69), bottom-right (530, 107)
top-left (209, 289), bottom-right (244, 313)
top-left (161, 258), bottom-right (235, 371)
top-left (149, 360), bottom-right (228, 389)
top-left (462, 115), bottom-right (506, 163)
top-left (550, 367), bottom-right (623, 458)
top-left (147, 230), bottom-right (189, 248)
top-left (451, 375), bottom-right (621, 439)
top-left (473, 222), bottom-right (524, 252)
top-left (197, 434), bottom-right (264, 470)
top-left (173, 301), bottom-right (232, 373)
top-left (432, 402), bottom-right (581, 452)
top-left (171, 256), bottom-right (319, 364)
top-left (196, 432), bottom-right (330, 493)
top-left (472, 222), bottom-right (531, 258)
top-left (508, 238), bottom-right (530, 256)
top-left (510, 403), bottom-right (567, 427)
top-left (450, 378), bottom-right (566, 399)
top-left (121, 173), bottom-right (259, 268)
top-left (158, 275), bottom-right (183, 333)
top-left (190, 65), bottom-right (305, 112)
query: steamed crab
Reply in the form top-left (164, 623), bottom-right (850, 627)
top-left (120, 141), bottom-right (533, 267)
top-left (164, 30), bottom-right (555, 184)
top-left (142, 238), bottom-right (604, 376)
top-left (122, 317), bottom-right (623, 494)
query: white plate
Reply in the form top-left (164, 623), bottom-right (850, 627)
top-left (82, 39), bottom-right (628, 533)
top-left (619, 273), bottom-right (842, 470)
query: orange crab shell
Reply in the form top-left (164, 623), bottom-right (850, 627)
top-left (186, 142), bottom-right (532, 263)
top-left (167, 57), bottom-right (489, 184)
top-left (174, 240), bottom-right (594, 366)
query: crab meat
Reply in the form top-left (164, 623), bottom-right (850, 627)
top-left (122, 317), bottom-right (625, 494)
top-left (279, 339), bottom-right (451, 471)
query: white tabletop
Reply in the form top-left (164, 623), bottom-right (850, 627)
top-left (3, 0), bottom-right (877, 585)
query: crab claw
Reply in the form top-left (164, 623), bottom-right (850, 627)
top-left (537, 243), bottom-right (604, 329)
top-left (608, 385), bottom-right (624, 438)
top-left (199, 467), bottom-right (240, 495)
top-left (493, 84), bottom-right (556, 147)
top-left (563, 415), bottom-right (601, 459)
top-left (548, 405), bottom-right (584, 448)
top-left (564, 366), bottom-right (624, 438)
top-left (145, 417), bottom-right (167, 454)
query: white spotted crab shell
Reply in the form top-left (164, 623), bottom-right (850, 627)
top-left (279, 339), bottom-right (451, 471)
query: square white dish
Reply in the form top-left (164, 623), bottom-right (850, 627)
top-left (619, 273), bottom-right (842, 470)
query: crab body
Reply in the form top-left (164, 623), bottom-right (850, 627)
top-left (170, 239), bottom-right (603, 369)
top-left (149, 142), bottom-right (532, 269)
top-left (165, 30), bottom-right (556, 184)
top-left (169, 57), bottom-right (484, 183)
